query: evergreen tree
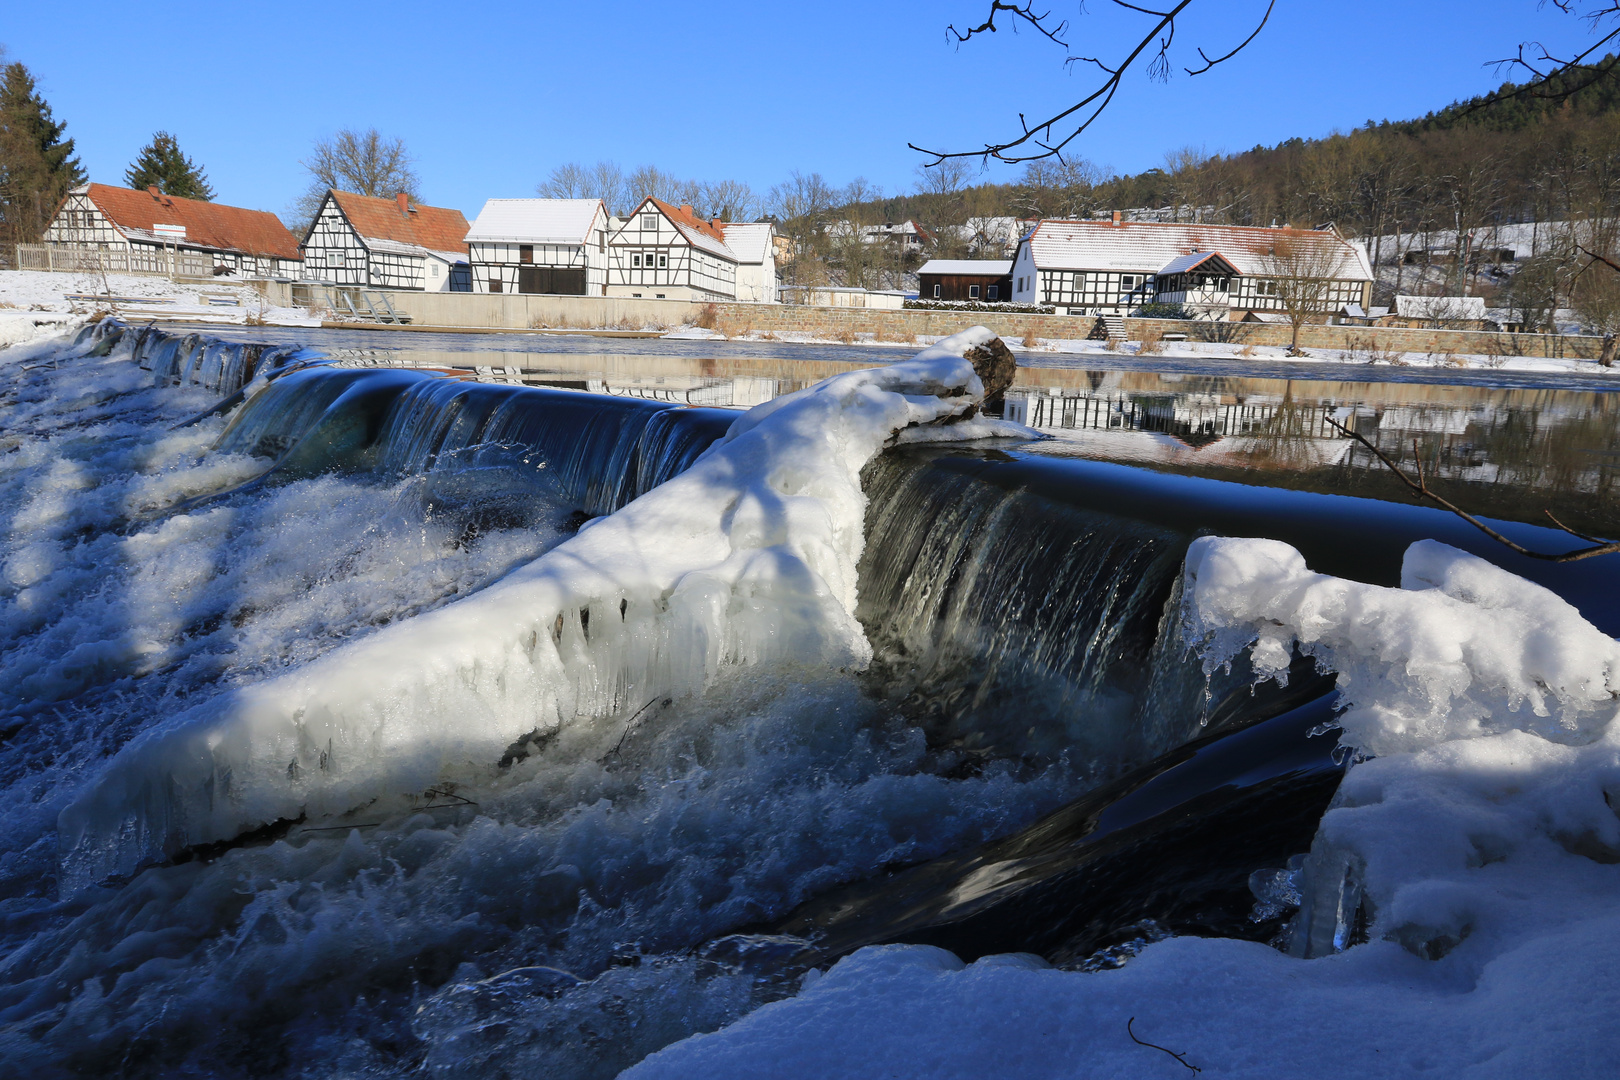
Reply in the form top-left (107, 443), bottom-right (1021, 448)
top-left (125, 131), bottom-right (214, 201)
top-left (0, 61), bottom-right (85, 247)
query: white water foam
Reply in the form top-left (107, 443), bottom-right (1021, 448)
top-left (55, 327), bottom-right (1019, 890)
top-left (624, 538), bottom-right (1620, 1079)
top-left (1, 326), bottom-right (1087, 1077)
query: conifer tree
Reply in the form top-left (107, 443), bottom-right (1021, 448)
top-left (125, 131), bottom-right (214, 201)
top-left (0, 60), bottom-right (85, 247)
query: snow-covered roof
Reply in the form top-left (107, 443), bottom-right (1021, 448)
top-left (918, 259), bottom-right (1012, 276)
top-left (465, 198), bottom-right (603, 245)
top-left (1156, 251), bottom-right (1239, 276)
top-left (1023, 221), bottom-right (1373, 281)
top-left (1394, 295), bottom-right (1488, 320)
top-left (721, 222), bottom-right (774, 264)
top-left (361, 238), bottom-right (467, 265)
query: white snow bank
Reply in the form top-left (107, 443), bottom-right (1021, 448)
top-left (626, 538), bottom-right (1620, 1079)
top-left (1182, 537), bottom-right (1620, 756)
top-left (0, 310), bottom-right (82, 349)
top-left (57, 328), bottom-right (1006, 890)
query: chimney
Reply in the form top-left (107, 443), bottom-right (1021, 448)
top-left (397, 192), bottom-right (410, 216)
top-left (680, 203), bottom-right (694, 217)
top-left (148, 185), bottom-right (162, 199)
top-left (1112, 210), bottom-right (1122, 226)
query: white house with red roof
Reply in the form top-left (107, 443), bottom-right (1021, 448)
top-left (607, 198), bottom-right (740, 301)
top-left (299, 190), bottom-right (471, 292)
top-left (42, 183), bottom-right (303, 277)
top-left (1010, 219), bottom-right (1373, 319)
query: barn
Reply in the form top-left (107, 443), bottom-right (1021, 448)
top-left (300, 190), bottom-right (471, 292)
top-left (464, 198), bottom-right (609, 295)
top-left (42, 183), bottom-right (302, 277)
top-left (916, 259), bottom-right (1013, 302)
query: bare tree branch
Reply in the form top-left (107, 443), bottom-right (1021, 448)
top-left (915, 0), bottom-right (1272, 165)
top-left (1325, 417), bottom-right (1620, 562)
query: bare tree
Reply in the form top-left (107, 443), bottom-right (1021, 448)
top-left (1258, 233), bottom-right (1345, 355)
top-left (699, 179), bottom-right (758, 222)
top-left (292, 128), bottom-right (419, 231)
top-left (539, 160), bottom-right (627, 215)
top-left (768, 171), bottom-right (837, 287)
top-left (626, 165), bottom-right (682, 208)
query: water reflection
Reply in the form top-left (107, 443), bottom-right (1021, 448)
top-left (1004, 372), bottom-right (1620, 536)
top-left (239, 338), bottom-right (1620, 537)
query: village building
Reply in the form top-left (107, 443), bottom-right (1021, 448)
top-left (916, 259), bottom-right (1013, 302)
top-left (1009, 219), bottom-right (1374, 319)
top-left (720, 221), bottom-right (778, 303)
top-left (41, 182), bottom-right (302, 277)
top-left (1382, 294), bottom-right (1492, 330)
top-left (606, 198), bottom-right (739, 301)
top-left (300, 190), bottom-right (471, 292)
top-left (464, 198), bottom-right (609, 295)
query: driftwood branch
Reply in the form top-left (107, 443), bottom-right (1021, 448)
top-left (1325, 416), bottom-right (1620, 562)
top-left (1127, 1017), bottom-right (1202, 1073)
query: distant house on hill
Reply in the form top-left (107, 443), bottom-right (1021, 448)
top-left (42, 182), bottom-right (302, 277)
top-left (464, 198), bottom-right (609, 295)
top-left (1010, 219), bottom-right (1373, 319)
top-left (300, 190), bottom-right (471, 291)
top-left (917, 259), bottom-right (1013, 302)
top-left (720, 221), bottom-right (778, 303)
top-left (607, 198), bottom-right (740, 301)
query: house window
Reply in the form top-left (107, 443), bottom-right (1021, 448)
top-left (430, 263), bottom-right (439, 277)
top-left (598, 231), bottom-right (605, 253)
top-left (987, 285), bottom-right (998, 300)
top-left (642, 213), bottom-right (659, 230)
top-left (326, 250), bottom-right (343, 269)
top-left (489, 277), bottom-right (503, 292)
top-left (658, 253), bottom-right (667, 268)
top-left (1121, 275), bottom-right (1137, 290)
top-left (969, 285), bottom-right (981, 299)
top-left (932, 284), bottom-right (941, 298)
top-left (519, 245), bottom-right (534, 264)
top-left (632, 253), bottom-right (642, 268)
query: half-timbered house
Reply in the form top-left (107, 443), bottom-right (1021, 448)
top-left (42, 183), bottom-right (302, 276)
top-left (720, 222), bottom-right (778, 303)
top-left (300, 190), bottom-right (471, 292)
top-left (606, 199), bottom-right (739, 301)
top-left (1009, 220), bottom-right (1373, 319)
top-left (465, 198), bottom-right (609, 295)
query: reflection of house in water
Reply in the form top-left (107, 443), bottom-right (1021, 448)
top-left (1004, 388), bottom-right (1349, 447)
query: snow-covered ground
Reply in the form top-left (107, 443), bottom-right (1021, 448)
top-left (0, 268), bottom-right (318, 332)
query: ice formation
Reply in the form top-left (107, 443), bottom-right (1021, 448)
top-left (57, 327), bottom-right (1025, 889)
top-left (624, 538), bottom-right (1620, 1078)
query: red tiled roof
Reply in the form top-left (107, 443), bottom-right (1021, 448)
top-left (85, 183), bottom-right (302, 259)
top-left (327, 190), bottom-right (470, 255)
top-left (647, 197), bottom-right (728, 245)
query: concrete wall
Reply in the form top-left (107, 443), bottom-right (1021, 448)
top-left (259, 284), bottom-right (1608, 361)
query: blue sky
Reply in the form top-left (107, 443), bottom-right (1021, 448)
top-left (2, 1), bottom-right (1609, 220)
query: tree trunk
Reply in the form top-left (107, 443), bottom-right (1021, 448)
top-left (1290, 318), bottom-right (1304, 355)
top-left (1601, 333), bottom-right (1615, 368)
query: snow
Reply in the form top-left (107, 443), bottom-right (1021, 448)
top-left (55, 327), bottom-right (1015, 889)
top-left (626, 538), bottom-right (1620, 1079)
top-left (0, 269), bottom-right (317, 326)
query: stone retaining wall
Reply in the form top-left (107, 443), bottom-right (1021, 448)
top-left (1122, 317), bottom-right (1604, 360)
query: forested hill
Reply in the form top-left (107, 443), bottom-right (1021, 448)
top-left (1387, 56), bottom-right (1620, 134)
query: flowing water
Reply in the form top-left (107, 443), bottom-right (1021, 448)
top-left (2, 322), bottom-right (1617, 1078)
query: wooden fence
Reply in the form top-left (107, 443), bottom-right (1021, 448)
top-left (11, 243), bottom-right (217, 279)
